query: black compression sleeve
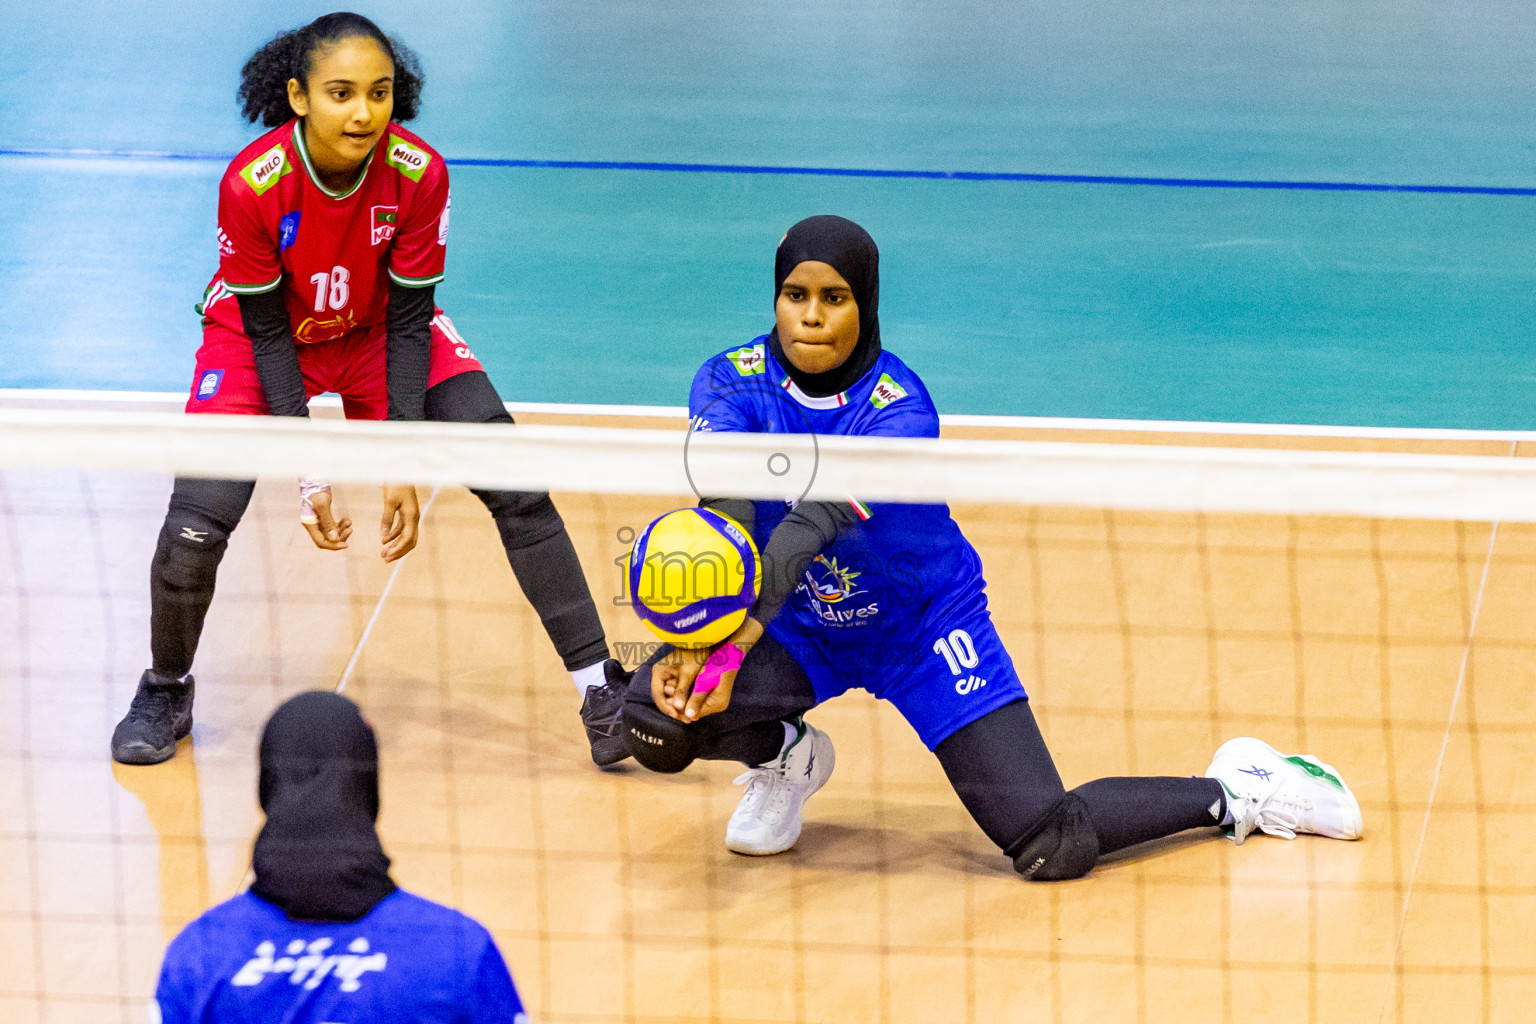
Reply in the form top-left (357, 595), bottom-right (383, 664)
top-left (752, 500), bottom-right (859, 625)
top-left (237, 290), bottom-right (307, 417)
top-left (699, 497), bottom-right (756, 534)
top-left (385, 282), bottom-right (434, 421)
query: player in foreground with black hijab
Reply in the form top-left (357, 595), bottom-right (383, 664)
top-left (153, 691), bottom-right (528, 1022)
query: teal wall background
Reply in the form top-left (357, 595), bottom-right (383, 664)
top-left (4, 2), bottom-right (1535, 425)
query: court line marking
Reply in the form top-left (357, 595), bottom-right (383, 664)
top-left (2, 146), bottom-right (1533, 197)
top-left (1376, 441), bottom-right (1511, 1023)
top-left (335, 487), bottom-right (441, 694)
top-left (6, 388), bottom-right (1536, 441)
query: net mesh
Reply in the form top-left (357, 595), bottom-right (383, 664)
top-left (1, 395), bottom-right (1531, 1023)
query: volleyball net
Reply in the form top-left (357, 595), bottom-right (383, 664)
top-left (4, 395), bottom-right (1532, 719)
top-left (4, 395), bottom-right (1530, 703)
top-left (6, 405), bottom-right (1536, 519)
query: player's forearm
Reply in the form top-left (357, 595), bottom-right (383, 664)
top-left (385, 282), bottom-right (434, 421)
top-left (752, 500), bottom-right (859, 625)
top-left (699, 497), bottom-right (755, 533)
top-left (237, 290), bottom-right (308, 417)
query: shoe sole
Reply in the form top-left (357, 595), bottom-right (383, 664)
top-left (727, 728), bottom-right (836, 856)
top-left (111, 717), bottom-right (193, 767)
top-left (1212, 737), bottom-right (1363, 841)
top-left (111, 740), bottom-right (180, 766)
top-left (589, 734), bottom-right (630, 769)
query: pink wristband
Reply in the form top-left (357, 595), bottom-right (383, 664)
top-left (694, 641), bottom-right (746, 695)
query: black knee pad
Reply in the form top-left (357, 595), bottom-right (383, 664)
top-left (1006, 792), bottom-right (1101, 882)
top-left (153, 515), bottom-right (230, 592)
top-left (621, 701), bottom-right (697, 774)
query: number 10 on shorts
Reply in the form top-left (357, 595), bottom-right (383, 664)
top-left (933, 629), bottom-right (987, 694)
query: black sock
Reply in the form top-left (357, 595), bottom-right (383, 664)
top-left (724, 720), bottom-right (792, 767)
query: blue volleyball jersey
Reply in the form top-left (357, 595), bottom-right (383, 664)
top-left (688, 338), bottom-right (1020, 727)
top-left (152, 890), bottom-right (527, 1024)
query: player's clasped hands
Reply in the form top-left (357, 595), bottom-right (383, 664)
top-left (652, 617), bottom-right (764, 722)
top-left (298, 480), bottom-right (420, 563)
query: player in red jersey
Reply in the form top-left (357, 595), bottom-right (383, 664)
top-left (112, 12), bottom-right (631, 765)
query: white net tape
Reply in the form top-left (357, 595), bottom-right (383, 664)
top-left (2, 407), bottom-right (1534, 521)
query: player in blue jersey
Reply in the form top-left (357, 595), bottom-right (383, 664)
top-left (614, 215), bottom-right (1364, 877)
top-left (152, 692), bottom-right (527, 1022)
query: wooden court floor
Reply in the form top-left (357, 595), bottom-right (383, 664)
top-left (1, 416), bottom-right (1533, 1023)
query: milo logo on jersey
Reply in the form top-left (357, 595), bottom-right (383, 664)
top-left (869, 372), bottom-right (907, 409)
top-left (727, 344), bottom-right (766, 376)
top-left (797, 555), bottom-right (880, 625)
top-left (239, 145), bottom-right (292, 196)
top-left (386, 135), bottom-right (432, 182)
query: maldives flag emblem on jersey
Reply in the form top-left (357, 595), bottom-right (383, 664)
top-left (372, 206), bottom-right (399, 245)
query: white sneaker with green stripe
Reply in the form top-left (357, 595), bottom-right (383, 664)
top-left (1205, 738), bottom-right (1363, 844)
top-left (726, 719), bottom-right (835, 856)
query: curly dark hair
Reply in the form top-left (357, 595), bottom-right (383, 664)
top-left (238, 12), bottom-right (424, 127)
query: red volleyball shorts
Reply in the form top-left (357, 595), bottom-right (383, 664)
top-left (184, 308), bottom-right (484, 419)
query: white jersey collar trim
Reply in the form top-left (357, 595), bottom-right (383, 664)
top-left (779, 376), bottom-right (849, 409)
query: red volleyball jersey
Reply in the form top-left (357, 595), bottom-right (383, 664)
top-left (199, 119), bottom-right (450, 345)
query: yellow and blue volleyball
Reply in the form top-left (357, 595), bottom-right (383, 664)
top-left (629, 508), bottom-right (761, 648)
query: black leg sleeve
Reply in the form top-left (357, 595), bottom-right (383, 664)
top-left (1071, 777), bottom-right (1226, 855)
top-left (150, 477), bottom-right (255, 677)
top-left (935, 699), bottom-right (1226, 860)
top-left (424, 371), bottom-right (609, 671)
top-left (622, 632), bottom-right (818, 770)
top-left (934, 699), bottom-right (1068, 852)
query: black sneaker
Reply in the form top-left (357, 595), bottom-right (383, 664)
top-left (111, 670), bottom-right (195, 765)
top-left (579, 659), bottom-right (632, 768)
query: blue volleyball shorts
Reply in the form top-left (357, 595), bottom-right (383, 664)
top-left (771, 590), bottom-right (1028, 750)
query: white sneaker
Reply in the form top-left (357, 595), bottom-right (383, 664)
top-left (725, 720), bottom-right (835, 856)
top-left (1206, 737), bottom-right (1363, 845)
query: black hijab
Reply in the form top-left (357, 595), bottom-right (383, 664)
top-left (250, 691), bottom-right (396, 922)
top-left (769, 215), bottom-right (883, 398)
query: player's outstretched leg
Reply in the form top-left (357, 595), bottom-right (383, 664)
top-left (423, 371), bottom-right (625, 763)
top-left (113, 477), bottom-right (255, 765)
top-left (938, 701), bottom-right (1364, 879)
top-left (937, 699), bottom-right (1229, 880)
top-left (1205, 737), bottom-right (1363, 843)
